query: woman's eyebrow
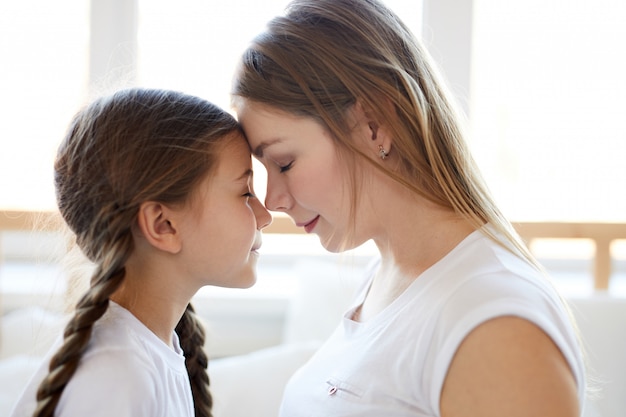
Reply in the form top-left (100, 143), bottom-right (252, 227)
top-left (253, 138), bottom-right (282, 157)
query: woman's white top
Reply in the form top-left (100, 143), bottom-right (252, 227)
top-left (279, 228), bottom-right (586, 417)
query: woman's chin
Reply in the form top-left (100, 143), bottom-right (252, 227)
top-left (319, 234), bottom-right (359, 253)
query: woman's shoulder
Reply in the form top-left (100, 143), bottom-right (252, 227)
top-left (439, 227), bottom-right (537, 277)
top-left (423, 233), bottom-right (585, 413)
top-left (417, 228), bottom-right (550, 302)
top-left (432, 231), bottom-right (566, 328)
top-left (419, 228), bottom-right (581, 371)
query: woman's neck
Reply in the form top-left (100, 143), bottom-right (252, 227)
top-left (359, 196), bottom-right (475, 322)
top-left (372, 186), bottom-right (475, 274)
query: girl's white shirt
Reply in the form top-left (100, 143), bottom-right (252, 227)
top-left (279, 227), bottom-right (586, 417)
top-left (10, 301), bottom-right (194, 417)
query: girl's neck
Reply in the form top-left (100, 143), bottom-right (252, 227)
top-left (111, 291), bottom-right (186, 349)
top-left (110, 262), bottom-right (193, 349)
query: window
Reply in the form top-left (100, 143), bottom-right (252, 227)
top-left (0, 0), bottom-right (421, 212)
top-left (1, 0), bottom-right (623, 224)
top-left (0, 0), bottom-right (89, 211)
top-left (135, 0), bottom-right (422, 205)
top-left (470, 0), bottom-right (626, 222)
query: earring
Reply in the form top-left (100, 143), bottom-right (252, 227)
top-left (378, 144), bottom-right (389, 160)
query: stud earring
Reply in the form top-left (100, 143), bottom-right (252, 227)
top-left (378, 144), bottom-right (389, 160)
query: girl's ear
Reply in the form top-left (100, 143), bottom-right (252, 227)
top-left (136, 201), bottom-right (183, 254)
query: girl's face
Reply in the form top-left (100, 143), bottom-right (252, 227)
top-left (177, 133), bottom-right (272, 288)
top-left (237, 101), bottom-right (368, 252)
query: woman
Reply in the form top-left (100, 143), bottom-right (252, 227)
top-left (232, 0), bottom-right (585, 416)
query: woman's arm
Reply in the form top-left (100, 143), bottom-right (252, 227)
top-left (440, 316), bottom-right (580, 417)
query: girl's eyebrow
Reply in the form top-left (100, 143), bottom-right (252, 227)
top-left (236, 169), bottom-right (253, 181)
top-left (253, 138), bottom-right (282, 157)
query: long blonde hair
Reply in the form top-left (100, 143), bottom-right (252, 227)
top-left (35, 88), bottom-right (240, 417)
top-left (232, 0), bottom-right (534, 263)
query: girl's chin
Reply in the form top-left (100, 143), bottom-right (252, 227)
top-left (209, 264), bottom-right (258, 289)
top-left (232, 266), bottom-right (257, 289)
top-left (225, 275), bottom-right (257, 289)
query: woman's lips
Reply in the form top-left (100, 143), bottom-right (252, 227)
top-left (302, 215), bottom-right (320, 233)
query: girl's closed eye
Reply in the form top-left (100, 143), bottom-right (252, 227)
top-left (243, 188), bottom-right (256, 198)
top-left (279, 161), bottom-right (294, 173)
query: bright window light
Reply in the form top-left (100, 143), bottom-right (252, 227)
top-left (2, 0), bottom-right (623, 226)
top-left (136, 0), bottom-right (422, 206)
top-left (470, 0), bottom-right (626, 222)
top-left (0, 1), bottom-right (89, 211)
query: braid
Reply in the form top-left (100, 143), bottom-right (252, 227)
top-left (37, 88), bottom-right (239, 416)
top-left (33, 231), bottom-right (133, 417)
top-left (176, 303), bottom-right (213, 417)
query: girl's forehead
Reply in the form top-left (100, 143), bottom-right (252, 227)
top-left (221, 132), bottom-right (251, 157)
top-left (216, 134), bottom-right (253, 174)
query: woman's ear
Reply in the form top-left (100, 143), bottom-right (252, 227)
top-left (353, 99), bottom-right (393, 160)
top-left (136, 201), bottom-right (182, 254)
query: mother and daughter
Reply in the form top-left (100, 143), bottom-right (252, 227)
top-left (12, 0), bottom-right (585, 416)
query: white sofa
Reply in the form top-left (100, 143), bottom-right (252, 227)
top-left (1, 259), bottom-right (625, 417)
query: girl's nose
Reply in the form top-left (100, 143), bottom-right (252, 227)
top-left (251, 198), bottom-right (272, 230)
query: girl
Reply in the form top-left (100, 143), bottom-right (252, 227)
top-left (232, 0), bottom-right (586, 416)
top-left (10, 88), bottom-right (271, 417)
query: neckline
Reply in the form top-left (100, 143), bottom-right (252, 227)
top-left (108, 301), bottom-right (185, 358)
top-left (345, 228), bottom-right (485, 330)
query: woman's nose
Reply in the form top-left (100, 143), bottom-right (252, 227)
top-left (264, 174), bottom-right (293, 213)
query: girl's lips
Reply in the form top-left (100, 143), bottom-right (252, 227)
top-left (251, 234), bottom-right (262, 252)
top-left (302, 215), bottom-right (320, 233)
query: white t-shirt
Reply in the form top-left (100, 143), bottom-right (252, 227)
top-left (10, 302), bottom-right (194, 417)
top-left (279, 228), bottom-right (586, 417)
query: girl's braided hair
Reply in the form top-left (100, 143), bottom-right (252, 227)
top-left (34, 88), bottom-right (240, 417)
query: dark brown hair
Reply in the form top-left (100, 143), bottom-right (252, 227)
top-left (35, 88), bottom-right (240, 417)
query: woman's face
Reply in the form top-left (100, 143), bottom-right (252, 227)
top-left (237, 100), bottom-right (368, 252)
top-left (176, 133), bottom-right (272, 288)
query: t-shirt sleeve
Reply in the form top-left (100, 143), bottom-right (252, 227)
top-left (56, 349), bottom-right (159, 417)
top-left (424, 273), bottom-right (585, 415)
